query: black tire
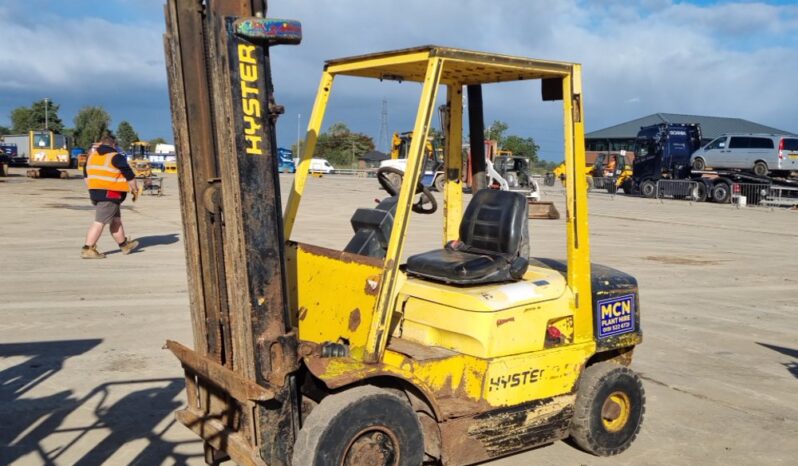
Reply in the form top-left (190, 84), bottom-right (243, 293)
top-left (620, 178), bottom-right (632, 194)
top-left (293, 386), bottom-right (424, 466)
top-left (606, 182), bottom-right (617, 194)
top-left (712, 181), bottom-right (732, 203)
top-left (692, 157), bottom-right (706, 171)
top-left (434, 174), bottom-right (445, 192)
top-left (753, 161), bottom-right (768, 177)
top-left (544, 173), bottom-right (556, 186)
top-left (640, 180), bottom-right (657, 199)
top-left (570, 362), bottom-right (645, 456)
top-left (692, 182), bottom-right (708, 202)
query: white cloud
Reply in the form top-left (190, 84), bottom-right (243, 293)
top-left (1, 1), bottom-right (796, 153)
top-left (0, 10), bottom-right (164, 93)
top-left (269, 0), bottom-right (798, 156)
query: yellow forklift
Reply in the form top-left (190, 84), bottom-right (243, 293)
top-left (129, 141), bottom-right (154, 178)
top-left (589, 152), bottom-right (633, 194)
top-left (164, 2), bottom-right (644, 465)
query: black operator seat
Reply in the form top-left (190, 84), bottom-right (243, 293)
top-left (406, 189), bottom-right (530, 285)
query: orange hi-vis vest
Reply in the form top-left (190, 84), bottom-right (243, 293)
top-left (86, 151), bottom-right (129, 192)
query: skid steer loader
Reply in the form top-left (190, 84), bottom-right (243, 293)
top-left (163, 2), bottom-right (645, 465)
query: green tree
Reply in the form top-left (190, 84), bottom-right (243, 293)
top-left (73, 106), bottom-right (112, 149)
top-left (10, 99), bottom-right (65, 133)
top-left (149, 137), bottom-right (167, 147)
top-left (503, 135), bottom-right (540, 162)
top-left (116, 121), bottom-right (139, 150)
top-left (0, 125), bottom-right (10, 136)
top-left (485, 120), bottom-right (508, 143)
top-left (315, 122), bottom-right (374, 168)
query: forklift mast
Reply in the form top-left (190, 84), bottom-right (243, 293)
top-left (163, 0), bottom-right (301, 464)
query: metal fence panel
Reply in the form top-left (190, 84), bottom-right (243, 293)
top-left (656, 180), bottom-right (699, 200)
top-left (729, 182), bottom-right (770, 207)
top-left (768, 185), bottom-right (798, 207)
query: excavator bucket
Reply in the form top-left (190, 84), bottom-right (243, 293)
top-left (528, 200), bottom-right (560, 219)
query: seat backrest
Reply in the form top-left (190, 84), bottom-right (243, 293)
top-left (459, 189), bottom-right (528, 255)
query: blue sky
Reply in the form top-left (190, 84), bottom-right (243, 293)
top-left (1, 0), bottom-right (796, 160)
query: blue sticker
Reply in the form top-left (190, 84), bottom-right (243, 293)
top-left (596, 294), bottom-right (635, 338)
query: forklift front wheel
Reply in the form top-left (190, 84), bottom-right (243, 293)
top-left (293, 385), bottom-right (424, 466)
top-left (570, 362), bottom-right (645, 456)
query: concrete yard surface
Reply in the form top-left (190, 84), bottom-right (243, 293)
top-left (1, 168), bottom-right (796, 465)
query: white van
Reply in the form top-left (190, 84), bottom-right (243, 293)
top-left (309, 158), bottom-right (335, 174)
top-left (691, 133), bottom-right (798, 177)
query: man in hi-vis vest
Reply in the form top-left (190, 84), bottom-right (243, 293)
top-left (81, 133), bottom-right (139, 259)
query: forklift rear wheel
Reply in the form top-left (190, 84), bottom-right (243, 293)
top-left (293, 385), bottom-right (424, 466)
top-left (570, 362), bottom-right (645, 456)
top-left (640, 180), bottom-right (656, 198)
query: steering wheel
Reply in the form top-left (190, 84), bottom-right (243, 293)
top-left (376, 166), bottom-right (437, 214)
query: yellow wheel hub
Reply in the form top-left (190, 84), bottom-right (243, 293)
top-left (601, 391), bottom-right (631, 432)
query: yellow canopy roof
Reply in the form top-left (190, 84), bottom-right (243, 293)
top-left (324, 45), bottom-right (576, 86)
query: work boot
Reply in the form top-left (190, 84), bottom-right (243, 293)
top-left (81, 245), bottom-right (106, 259)
top-left (119, 238), bottom-right (139, 255)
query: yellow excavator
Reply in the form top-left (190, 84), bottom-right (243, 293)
top-left (26, 130), bottom-right (70, 178)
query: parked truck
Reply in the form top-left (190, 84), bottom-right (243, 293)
top-left (0, 143), bottom-right (15, 176)
top-left (1, 135), bottom-right (31, 165)
top-left (632, 123), bottom-right (798, 205)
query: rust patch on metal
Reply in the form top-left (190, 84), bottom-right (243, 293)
top-left (496, 317), bottom-right (515, 327)
top-left (304, 356), bottom-right (444, 420)
top-left (298, 306), bottom-right (308, 321)
top-left (387, 338), bottom-right (457, 361)
top-left (348, 308), bottom-right (361, 332)
top-left (440, 394), bottom-right (575, 464)
top-left (295, 241), bottom-right (384, 268)
top-left (298, 341), bottom-right (317, 357)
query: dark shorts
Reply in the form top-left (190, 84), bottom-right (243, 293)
top-left (95, 201), bottom-right (121, 224)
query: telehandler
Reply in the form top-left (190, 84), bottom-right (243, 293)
top-left (163, 1), bottom-right (645, 465)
